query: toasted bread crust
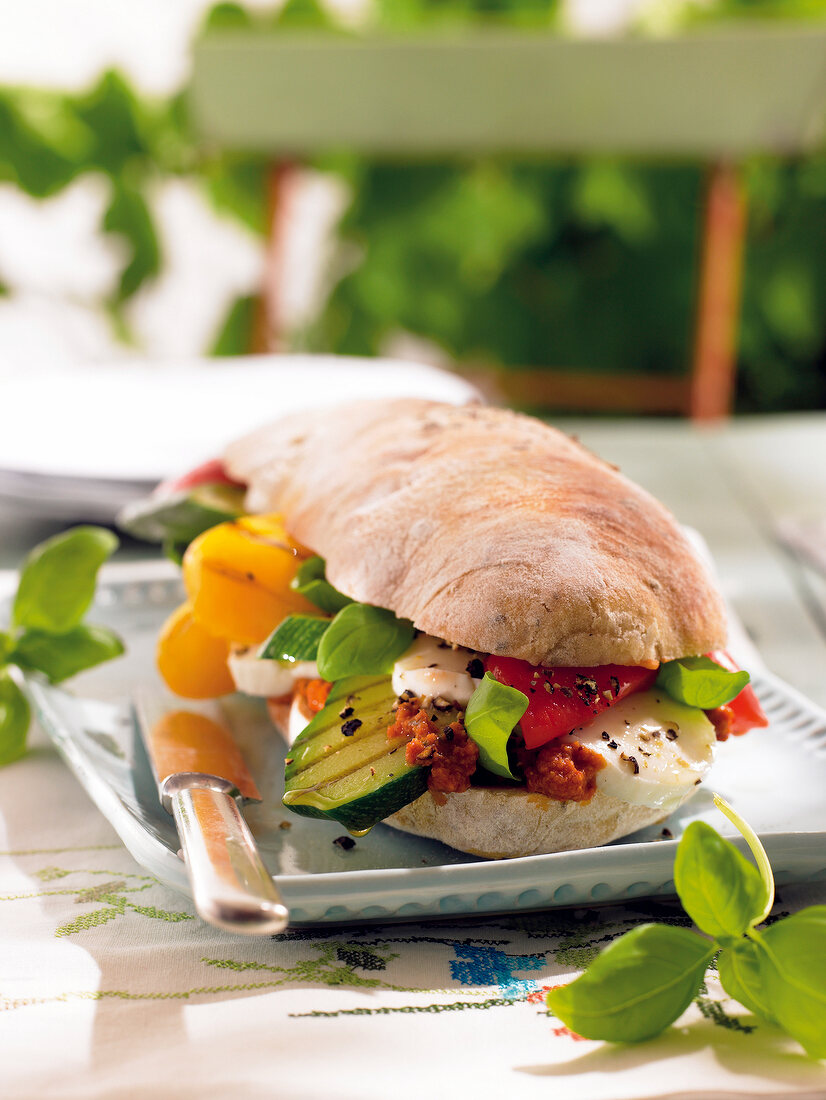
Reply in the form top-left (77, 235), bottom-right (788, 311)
top-left (225, 399), bottom-right (726, 666)
top-left (384, 788), bottom-right (670, 859)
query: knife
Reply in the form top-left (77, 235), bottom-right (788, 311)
top-left (135, 695), bottom-right (289, 934)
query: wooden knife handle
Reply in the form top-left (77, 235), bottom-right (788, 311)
top-left (169, 779), bottom-right (288, 934)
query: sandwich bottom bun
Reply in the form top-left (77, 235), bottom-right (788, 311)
top-left (268, 697), bottom-right (675, 859)
top-left (384, 789), bottom-right (670, 860)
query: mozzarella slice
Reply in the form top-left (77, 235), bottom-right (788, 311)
top-left (392, 634), bottom-right (482, 705)
top-left (574, 689), bottom-right (717, 811)
top-left (228, 646), bottom-right (321, 698)
top-left (288, 695), bottom-right (313, 744)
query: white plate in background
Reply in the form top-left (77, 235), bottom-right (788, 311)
top-left (0, 355), bottom-right (479, 518)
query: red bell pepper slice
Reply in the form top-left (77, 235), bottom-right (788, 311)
top-left (156, 458), bottom-right (245, 497)
top-left (484, 656), bottom-right (657, 750)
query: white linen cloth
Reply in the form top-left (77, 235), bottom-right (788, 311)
top-left (2, 717), bottom-right (825, 1100)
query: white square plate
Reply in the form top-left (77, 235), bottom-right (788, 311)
top-left (25, 563), bottom-right (826, 926)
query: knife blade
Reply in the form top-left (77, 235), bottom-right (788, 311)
top-left (135, 695), bottom-right (288, 935)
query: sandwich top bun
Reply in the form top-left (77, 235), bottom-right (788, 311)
top-left (224, 398), bottom-right (726, 667)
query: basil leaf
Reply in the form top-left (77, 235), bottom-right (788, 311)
top-left (316, 604), bottom-right (415, 682)
top-left (11, 624), bottom-right (124, 684)
top-left (293, 556), bottom-right (324, 587)
top-left (547, 924), bottom-right (715, 1042)
top-left (0, 671), bottom-right (30, 766)
top-left (12, 527), bottom-right (118, 633)
top-left (758, 906), bottom-right (826, 1059)
top-left (657, 656), bottom-right (749, 710)
top-left (0, 630), bottom-right (14, 663)
top-left (713, 793), bottom-right (775, 923)
top-left (464, 673), bottom-right (526, 780)
top-left (718, 940), bottom-right (776, 1024)
top-left (674, 821), bottom-right (768, 940)
top-left (290, 556), bottom-right (352, 614)
top-left (260, 615), bottom-right (330, 663)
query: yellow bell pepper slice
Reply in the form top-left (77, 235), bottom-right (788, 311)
top-left (157, 602), bottom-right (235, 699)
top-left (182, 514), bottom-right (316, 645)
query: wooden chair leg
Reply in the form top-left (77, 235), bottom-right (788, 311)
top-left (250, 159), bottom-right (297, 354)
top-left (689, 161), bottom-right (748, 421)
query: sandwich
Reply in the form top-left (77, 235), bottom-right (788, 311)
top-left (135, 398), bottom-right (768, 859)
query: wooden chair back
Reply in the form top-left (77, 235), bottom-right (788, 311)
top-left (192, 25), bottom-right (826, 417)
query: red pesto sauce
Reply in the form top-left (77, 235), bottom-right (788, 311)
top-left (296, 678), bottom-right (331, 713)
top-left (386, 700), bottom-right (604, 802)
top-left (517, 740), bottom-right (606, 802)
top-left (387, 702), bottom-right (479, 794)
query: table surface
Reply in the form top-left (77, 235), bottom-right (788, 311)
top-left (1, 412), bottom-right (825, 1099)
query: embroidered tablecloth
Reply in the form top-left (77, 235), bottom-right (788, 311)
top-left (3, 718), bottom-right (825, 1100)
top-left (5, 411), bottom-right (826, 1098)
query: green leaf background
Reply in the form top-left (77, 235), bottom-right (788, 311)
top-left (1, 0), bottom-right (825, 409)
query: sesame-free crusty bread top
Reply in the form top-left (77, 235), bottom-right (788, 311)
top-left (224, 399), bottom-right (726, 666)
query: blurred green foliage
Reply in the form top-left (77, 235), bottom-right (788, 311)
top-left (370, 0), bottom-right (558, 28)
top-left (305, 0), bottom-right (826, 411)
top-left (0, 70), bottom-right (190, 332)
top-left (312, 161), bottom-right (697, 377)
top-left (0, 0), bottom-right (825, 411)
top-left (313, 154), bottom-right (826, 411)
top-left (684, 0), bottom-right (826, 23)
